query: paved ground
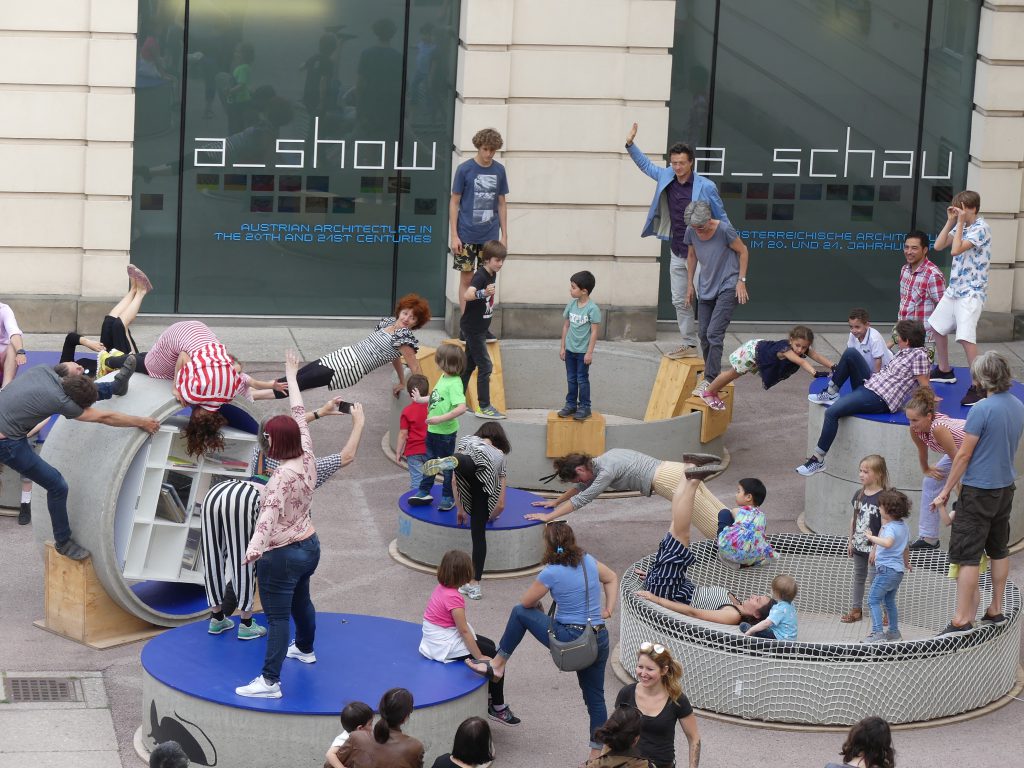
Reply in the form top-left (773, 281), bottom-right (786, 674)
top-left (2, 323), bottom-right (1022, 767)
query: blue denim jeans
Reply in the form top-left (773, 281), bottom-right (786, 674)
top-left (0, 437), bottom-right (71, 543)
top-left (815, 351), bottom-right (888, 455)
top-left (832, 347), bottom-right (872, 390)
top-left (868, 564), bottom-right (903, 634)
top-left (405, 453), bottom-right (426, 492)
top-left (417, 431), bottom-right (456, 502)
top-left (256, 534), bottom-right (320, 683)
top-left (497, 604), bottom-right (609, 748)
top-left (564, 350), bottom-right (591, 410)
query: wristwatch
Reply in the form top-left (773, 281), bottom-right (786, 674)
top-left (739, 277), bottom-right (747, 283)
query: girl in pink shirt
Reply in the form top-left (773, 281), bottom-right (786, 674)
top-left (418, 550), bottom-right (519, 726)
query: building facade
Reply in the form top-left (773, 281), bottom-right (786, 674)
top-left (2, 0), bottom-right (1022, 340)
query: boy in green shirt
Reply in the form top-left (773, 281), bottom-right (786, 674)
top-left (409, 343), bottom-right (467, 509)
top-left (557, 270), bottom-right (602, 421)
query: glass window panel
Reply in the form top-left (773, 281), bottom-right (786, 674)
top-left (131, 0), bottom-right (458, 317)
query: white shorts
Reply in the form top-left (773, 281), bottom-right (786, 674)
top-left (927, 294), bottom-right (983, 344)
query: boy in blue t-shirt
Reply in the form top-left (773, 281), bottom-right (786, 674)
top-left (557, 270), bottom-right (602, 422)
top-left (450, 128), bottom-right (509, 323)
top-left (742, 574), bottom-right (798, 640)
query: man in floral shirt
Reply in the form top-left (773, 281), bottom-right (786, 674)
top-left (928, 190), bottom-right (992, 407)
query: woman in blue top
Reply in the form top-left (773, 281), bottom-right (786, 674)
top-left (467, 522), bottom-right (618, 762)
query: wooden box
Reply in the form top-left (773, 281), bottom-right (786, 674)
top-left (545, 411), bottom-right (606, 457)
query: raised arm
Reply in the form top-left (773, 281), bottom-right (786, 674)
top-left (625, 124), bottom-right (661, 181)
top-left (285, 349), bottom-right (304, 411)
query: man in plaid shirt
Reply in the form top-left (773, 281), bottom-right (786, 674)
top-left (899, 230), bottom-right (951, 380)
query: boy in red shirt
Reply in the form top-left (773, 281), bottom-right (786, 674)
top-left (397, 374), bottom-right (430, 491)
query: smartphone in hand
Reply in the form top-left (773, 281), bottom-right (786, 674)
top-left (337, 400), bottom-right (353, 414)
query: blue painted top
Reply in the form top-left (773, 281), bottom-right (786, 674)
top-left (141, 612), bottom-right (486, 715)
top-left (399, 486), bottom-right (544, 530)
top-left (807, 366), bottom-right (1024, 426)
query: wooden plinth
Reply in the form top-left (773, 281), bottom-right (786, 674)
top-left (34, 542), bottom-right (162, 649)
top-left (416, 340), bottom-right (506, 413)
top-left (644, 356), bottom-right (705, 421)
top-left (683, 383), bottom-right (734, 443)
top-left (545, 410), bottom-right (606, 457)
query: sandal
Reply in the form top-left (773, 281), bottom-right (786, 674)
top-left (466, 658), bottom-right (503, 682)
top-left (840, 608), bottom-right (862, 623)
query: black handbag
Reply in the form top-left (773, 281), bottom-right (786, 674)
top-left (547, 558), bottom-right (600, 671)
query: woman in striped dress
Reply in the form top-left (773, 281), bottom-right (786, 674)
top-left (905, 386), bottom-right (967, 550)
top-left (422, 422), bottom-right (511, 600)
top-left (275, 294), bottom-right (430, 399)
top-left (202, 397), bottom-right (364, 639)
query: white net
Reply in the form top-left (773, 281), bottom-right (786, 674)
top-left (619, 533), bottom-right (1022, 725)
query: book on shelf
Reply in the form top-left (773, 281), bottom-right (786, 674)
top-left (181, 526), bottom-right (203, 571)
top-left (156, 483), bottom-right (187, 523)
top-left (167, 455), bottom-right (198, 468)
top-left (206, 453), bottom-right (250, 470)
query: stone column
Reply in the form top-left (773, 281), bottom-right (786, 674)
top-left (450, 0), bottom-right (675, 340)
top-left (0, 1), bottom-right (136, 331)
top-left (969, 1), bottom-right (1024, 327)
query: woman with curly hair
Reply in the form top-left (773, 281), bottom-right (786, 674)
top-left (825, 716), bottom-right (895, 768)
top-left (275, 293), bottom-right (431, 398)
top-left (103, 318), bottom-right (286, 456)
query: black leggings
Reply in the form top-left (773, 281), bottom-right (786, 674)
top-left (456, 454), bottom-right (490, 581)
top-left (453, 634), bottom-right (504, 705)
top-left (273, 360), bottom-right (334, 398)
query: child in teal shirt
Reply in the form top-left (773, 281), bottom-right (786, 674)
top-left (557, 270), bottom-right (601, 421)
top-left (409, 344), bottom-right (467, 510)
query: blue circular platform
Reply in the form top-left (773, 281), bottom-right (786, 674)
top-left (807, 366), bottom-right (1024, 425)
top-left (131, 582), bottom-right (209, 616)
top-left (141, 612), bottom-right (485, 715)
top-left (398, 486), bottom-right (545, 530)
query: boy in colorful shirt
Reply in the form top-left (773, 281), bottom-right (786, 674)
top-left (716, 477), bottom-right (776, 567)
top-left (928, 190), bottom-right (992, 406)
top-left (397, 374), bottom-right (430, 491)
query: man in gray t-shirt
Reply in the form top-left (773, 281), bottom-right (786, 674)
top-left (682, 201), bottom-right (750, 384)
top-left (0, 364), bottom-right (158, 559)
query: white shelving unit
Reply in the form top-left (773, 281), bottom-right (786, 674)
top-left (115, 415), bottom-right (257, 585)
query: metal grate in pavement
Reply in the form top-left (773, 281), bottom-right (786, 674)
top-left (4, 677), bottom-right (80, 703)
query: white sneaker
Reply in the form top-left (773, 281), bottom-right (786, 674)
top-left (796, 456), bottom-right (826, 477)
top-left (459, 583), bottom-right (482, 600)
top-left (808, 388), bottom-right (839, 406)
top-left (235, 675), bottom-right (281, 698)
top-left (287, 642), bottom-right (316, 663)
top-left (692, 379), bottom-right (710, 396)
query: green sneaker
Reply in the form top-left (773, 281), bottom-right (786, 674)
top-left (423, 456), bottom-right (458, 476)
top-left (237, 621), bottom-right (267, 640)
top-left (476, 405), bottom-right (506, 420)
top-left (208, 617), bottom-right (234, 635)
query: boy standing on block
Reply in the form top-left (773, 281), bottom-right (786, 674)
top-left (558, 270), bottom-right (601, 421)
top-left (462, 241), bottom-right (507, 420)
top-left (928, 190), bottom-right (992, 407)
top-left (450, 128), bottom-right (509, 327)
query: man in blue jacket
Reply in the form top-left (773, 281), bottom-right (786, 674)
top-left (626, 122), bottom-right (730, 360)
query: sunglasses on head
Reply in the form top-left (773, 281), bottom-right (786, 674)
top-left (639, 641), bottom-right (666, 655)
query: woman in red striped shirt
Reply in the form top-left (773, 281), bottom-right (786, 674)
top-left (106, 320), bottom-right (284, 455)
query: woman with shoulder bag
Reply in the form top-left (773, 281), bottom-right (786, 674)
top-left (467, 522), bottom-right (617, 761)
